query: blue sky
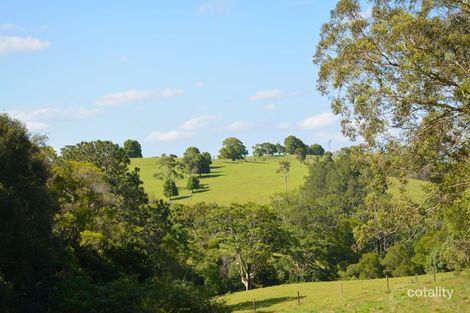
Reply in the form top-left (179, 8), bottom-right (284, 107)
top-left (0, 0), bottom-right (357, 157)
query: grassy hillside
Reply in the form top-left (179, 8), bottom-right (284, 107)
top-left (131, 156), bottom-right (427, 204)
top-left (222, 271), bottom-right (470, 313)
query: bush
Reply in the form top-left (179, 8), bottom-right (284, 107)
top-left (343, 252), bottom-right (384, 279)
top-left (381, 243), bottom-right (421, 277)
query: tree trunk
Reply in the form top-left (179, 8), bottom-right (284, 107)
top-left (284, 174), bottom-right (288, 193)
top-left (236, 253), bottom-right (252, 291)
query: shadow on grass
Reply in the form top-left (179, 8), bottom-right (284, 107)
top-left (199, 173), bottom-right (224, 179)
top-left (193, 188), bottom-right (210, 194)
top-left (171, 195), bottom-right (191, 201)
top-left (210, 166), bottom-right (224, 169)
top-left (229, 296), bottom-right (303, 312)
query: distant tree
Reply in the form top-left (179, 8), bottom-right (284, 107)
top-left (199, 152), bottom-right (212, 175)
top-left (295, 148), bottom-right (307, 165)
top-left (182, 146), bottom-right (202, 175)
top-left (309, 144), bottom-right (325, 156)
top-left (276, 160), bottom-right (291, 193)
top-left (252, 142), bottom-right (277, 158)
top-left (262, 142), bottom-right (277, 155)
top-left (275, 143), bottom-right (285, 155)
top-left (283, 135), bottom-right (306, 154)
top-left (218, 137), bottom-right (248, 161)
top-left (186, 176), bottom-right (201, 194)
top-left (123, 139), bottom-right (143, 158)
top-left (154, 154), bottom-right (184, 182)
top-left (163, 179), bottom-right (179, 200)
top-left (252, 144), bottom-right (265, 158)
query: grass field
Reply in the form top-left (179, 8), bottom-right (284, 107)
top-left (222, 271), bottom-right (470, 313)
top-left (131, 156), bottom-right (427, 204)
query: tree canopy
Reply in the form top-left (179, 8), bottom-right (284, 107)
top-left (218, 137), bottom-right (248, 161)
top-left (123, 139), bottom-right (143, 158)
top-left (284, 136), bottom-right (307, 154)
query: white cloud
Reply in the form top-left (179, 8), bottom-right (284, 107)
top-left (179, 115), bottom-right (216, 130)
top-left (24, 121), bottom-right (48, 131)
top-left (9, 107), bottom-right (99, 122)
top-left (226, 121), bottom-right (253, 131)
top-left (278, 122), bottom-right (291, 129)
top-left (195, 81), bottom-right (206, 88)
top-left (146, 130), bottom-right (194, 142)
top-left (0, 23), bottom-right (21, 31)
top-left (0, 36), bottom-right (50, 55)
top-left (95, 88), bottom-right (183, 106)
top-left (299, 112), bottom-right (338, 130)
top-left (249, 89), bottom-right (299, 101)
top-left (198, 0), bottom-right (231, 15)
top-left (264, 104), bottom-right (276, 111)
top-left (7, 106), bottom-right (100, 133)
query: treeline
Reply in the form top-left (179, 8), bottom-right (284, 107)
top-left (0, 114), bottom-right (228, 313)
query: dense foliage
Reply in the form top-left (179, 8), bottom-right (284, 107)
top-left (0, 114), bottom-right (227, 313)
top-left (123, 139), bottom-right (143, 158)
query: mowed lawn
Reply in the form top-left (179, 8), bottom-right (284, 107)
top-left (131, 156), bottom-right (427, 204)
top-left (131, 156), bottom-right (309, 204)
top-left (222, 271), bottom-right (470, 313)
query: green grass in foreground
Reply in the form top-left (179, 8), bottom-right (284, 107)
top-left (131, 156), bottom-right (427, 204)
top-left (222, 271), bottom-right (470, 313)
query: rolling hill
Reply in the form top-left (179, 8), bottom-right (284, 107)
top-left (130, 156), bottom-right (427, 204)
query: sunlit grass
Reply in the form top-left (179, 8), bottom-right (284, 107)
top-left (222, 271), bottom-right (470, 313)
top-left (131, 156), bottom-right (428, 204)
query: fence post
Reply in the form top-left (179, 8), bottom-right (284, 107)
top-left (415, 273), bottom-right (418, 283)
top-left (386, 275), bottom-right (390, 292)
top-left (253, 298), bottom-right (256, 312)
top-left (433, 266), bottom-right (436, 282)
top-left (297, 291), bottom-right (300, 304)
top-left (340, 283), bottom-right (344, 298)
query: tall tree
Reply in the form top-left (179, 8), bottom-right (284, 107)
top-left (276, 160), bottom-right (291, 193)
top-left (314, 0), bottom-right (470, 147)
top-left (182, 146), bottom-right (203, 175)
top-left (210, 204), bottom-right (288, 291)
top-left (218, 137), bottom-right (248, 161)
top-left (0, 114), bottom-right (57, 312)
top-left (199, 152), bottom-right (212, 175)
top-left (154, 154), bottom-right (184, 182)
top-left (61, 140), bottom-right (148, 211)
top-left (123, 139), bottom-right (143, 158)
top-left (314, 0), bottom-right (470, 268)
top-left (294, 148), bottom-right (307, 165)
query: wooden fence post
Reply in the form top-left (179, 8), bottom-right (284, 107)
top-left (386, 275), bottom-right (390, 292)
top-left (253, 298), bottom-right (256, 312)
top-left (433, 266), bottom-right (436, 282)
top-left (297, 291), bottom-right (300, 304)
top-left (340, 283), bottom-right (344, 298)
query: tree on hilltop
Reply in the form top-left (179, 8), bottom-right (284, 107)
top-left (218, 137), bottom-right (248, 161)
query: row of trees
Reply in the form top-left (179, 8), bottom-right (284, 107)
top-left (123, 136), bottom-right (324, 164)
